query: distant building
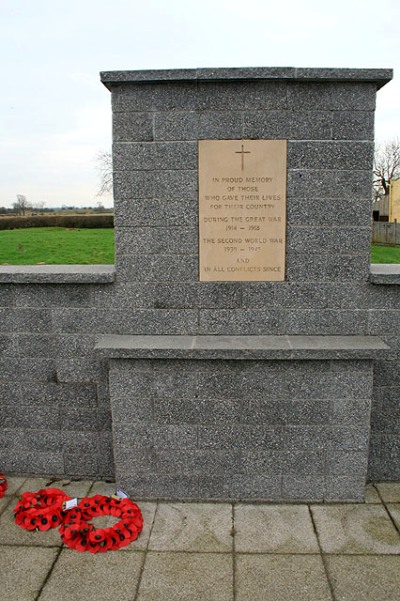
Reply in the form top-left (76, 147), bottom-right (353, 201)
top-left (372, 178), bottom-right (400, 222)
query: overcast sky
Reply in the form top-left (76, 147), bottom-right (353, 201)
top-left (1, 0), bottom-right (399, 208)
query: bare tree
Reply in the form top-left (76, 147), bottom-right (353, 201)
top-left (13, 194), bottom-right (31, 216)
top-left (96, 150), bottom-right (113, 196)
top-left (374, 138), bottom-right (400, 198)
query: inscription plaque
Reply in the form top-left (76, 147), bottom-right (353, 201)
top-left (199, 139), bottom-right (287, 281)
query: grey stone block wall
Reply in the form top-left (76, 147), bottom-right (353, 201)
top-left (0, 67), bottom-right (398, 490)
top-left (108, 357), bottom-right (374, 501)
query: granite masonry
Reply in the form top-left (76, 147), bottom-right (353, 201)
top-left (0, 67), bottom-right (398, 502)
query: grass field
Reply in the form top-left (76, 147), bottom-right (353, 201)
top-left (370, 244), bottom-right (400, 264)
top-left (0, 228), bottom-right (114, 264)
top-left (0, 228), bottom-right (399, 265)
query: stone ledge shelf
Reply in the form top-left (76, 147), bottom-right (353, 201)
top-left (0, 264), bottom-right (116, 284)
top-left (95, 335), bottom-right (389, 361)
top-left (370, 264), bottom-right (400, 285)
top-left (100, 67), bottom-right (393, 89)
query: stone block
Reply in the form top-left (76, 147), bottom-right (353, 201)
top-left (0, 449), bottom-right (64, 474)
top-left (285, 253), bottom-right (327, 281)
top-left (111, 82), bottom-right (157, 111)
top-left (198, 475), bottom-right (282, 500)
top-left (114, 198), bottom-right (197, 227)
top-left (325, 450), bottom-right (368, 475)
top-left (330, 110), bottom-right (375, 140)
top-left (153, 170), bottom-right (198, 200)
top-left (0, 357), bottom-right (56, 382)
top-left (113, 170), bottom-right (155, 199)
top-left (112, 424), bottom-right (153, 448)
top-left (54, 307), bottom-right (198, 336)
top-left (197, 81), bottom-right (248, 110)
top-left (158, 398), bottom-right (250, 428)
top-left (287, 169), bottom-right (372, 199)
top-left (288, 140), bottom-right (374, 170)
top-left (154, 141), bottom-right (198, 169)
top-left (0, 285), bottom-right (14, 307)
top-left (154, 111), bottom-right (200, 141)
top-left (113, 141), bottom-right (155, 170)
top-left (115, 226), bottom-right (198, 255)
top-left (330, 398), bottom-right (371, 426)
top-left (64, 452), bottom-right (101, 477)
top-left (113, 112), bottom-right (154, 141)
top-left (0, 404), bottom-right (60, 430)
top-left (199, 309), bottom-right (288, 335)
top-left (242, 398), bottom-right (331, 426)
top-left (152, 82), bottom-right (199, 110)
top-left (198, 425), bottom-right (282, 450)
top-left (19, 382), bottom-right (98, 407)
top-left (116, 253), bottom-right (198, 282)
top-left (117, 473), bottom-right (199, 500)
top-left (111, 396), bottom-right (153, 423)
top-left (22, 430), bottom-right (62, 452)
top-left (282, 476), bottom-right (324, 501)
top-left (17, 333), bottom-right (95, 358)
top-left (61, 407), bottom-right (111, 432)
top-left (241, 449), bottom-right (325, 475)
top-left (56, 357), bottom-right (100, 383)
top-left (287, 196), bottom-right (372, 227)
top-left (198, 282), bottom-right (242, 308)
top-left (0, 334), bottom-right (17, 356)
top-left (288, 82), bottom-right (376, 111)
top-left (286, 309), bottom-right (368, 336)
top-left (244, 110), bottom-right (374, 140)
top-left (15, 284), bottom-right (92, 308)
top-left (325, 255), bottom-right (370, 282)
top-left (326, 283), bottom-right (370, 309)
top-left (156, 449), bottom-right (241, 475)
top-left (282, 426), bottom-right (370, 451)
top-left (0, 308), bottom-right (53, 333)
top-left (198, 111), bottom-right (244, 139)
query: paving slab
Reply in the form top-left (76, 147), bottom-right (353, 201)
top-left (38, 548), bottom-right (145, 601)
top-left (88, 480), bottom-right (118, 497)
top-left (0, 496), bottom-right (11, 516)
top-left (235, 554), bottom-right (332, 601)
top-left (311, 504), bottom-right (400, 554)
top-left (0, 545), bottom-right (58, 601)
top-left (3, 477), bottom-right (27, 496)
top-left (53, 479), bottom-right (94, 498)
top-left (17, 477), bottom-right (57, 492)
top-left (325, 555), bottom-right (400, 601)
top-left (375, 482), bottom-right (400, 503)
top-left (0, 501), bottom-right (63, 547)
top-left (137, 551), bottom-right (233, 601)
top-left (149, 503), bottom-right (233, 552)
top-left (235, 504), bottom-right (319, 553)
top-left (385, 503), bottom-right (400, 531)
top-left (364, 483), bottom-right (381, 504)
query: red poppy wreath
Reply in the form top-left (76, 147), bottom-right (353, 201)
top-left (0, 473), bottom-right (7, 498)
top-left (59, 494), bottom-right (143, 553)
top-left (14, 488), bottom-right (71, 531)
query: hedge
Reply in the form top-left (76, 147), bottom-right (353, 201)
top-left (0, 214), bottom-right (114, 230)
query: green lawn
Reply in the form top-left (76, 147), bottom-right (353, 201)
top-left (0, 228), bottom-right (399, 266)
top-left (370, 244), bottom-right (400, 264)
top-left (0, 228), bottom-right (114, 264)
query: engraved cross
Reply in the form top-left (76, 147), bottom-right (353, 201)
top-left (235, 144), bottom-right (251, 171)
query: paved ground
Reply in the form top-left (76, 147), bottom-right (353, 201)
top-left (1, 478), bottom-right (400, 600)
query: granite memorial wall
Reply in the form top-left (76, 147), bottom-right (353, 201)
top-left (0, 67), bottom-right (398, 502)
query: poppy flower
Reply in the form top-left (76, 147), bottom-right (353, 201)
top-left (59, 494), bottom-right (143, 553)
top-left (14, 488), bottom-right (71, 532)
